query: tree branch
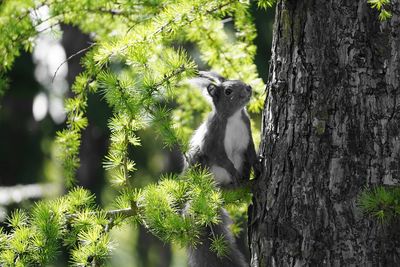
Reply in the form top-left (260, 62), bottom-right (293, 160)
top-left (52, 43), bottom-right (96, 83)
top-left (65, 207), bottom-right (136, 221)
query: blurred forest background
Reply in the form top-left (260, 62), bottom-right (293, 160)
top-left (0, 4), bottom-right (274, 266)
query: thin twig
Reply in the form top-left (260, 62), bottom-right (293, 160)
top-left (104, 217), bottom-right (114, 233)
top-left (52, 43), bottom-right (96, 83)
top-left (36, 22), bottom-right (61, 34)
top-left (65, 207), bottom-right (135, 221)
top-left (209, 224), bottom-right (217, 239)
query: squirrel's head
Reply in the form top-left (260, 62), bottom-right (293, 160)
top-left (193, 71), bottom-right (252, 116)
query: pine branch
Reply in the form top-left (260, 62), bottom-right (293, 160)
top-left (108, 0), bottom-right (236, 59)
top-left (65, 207), bottom-right (135, 221)
top-left (16, 0), bottom-right (151, 23)
top-left (52, 43), bottom-right (96, 83)
top-left (36, 22), bottom-right (61, 34)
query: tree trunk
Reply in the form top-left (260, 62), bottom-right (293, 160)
top-left (249, 0), bottom-right (400, 266)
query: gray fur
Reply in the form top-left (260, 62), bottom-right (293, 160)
top-left (185, 72), bottom-right (257, 267)
top-left (187, 71), bottom-right (257, 186)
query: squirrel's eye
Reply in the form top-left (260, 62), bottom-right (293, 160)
top-left (225, 89), bottom-right (232, 95)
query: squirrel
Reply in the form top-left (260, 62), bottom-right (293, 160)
top-left (185, 71), bottom-right (258, 267)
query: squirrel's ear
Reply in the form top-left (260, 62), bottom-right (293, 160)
top-left (188, 77), bottom-right (212, 89)
top-left (198, 71), bottom-right (225, 84)
top-left (187, 70), bottom-right (224, 102)
top-left (206, 83), bottom-right (219, 97)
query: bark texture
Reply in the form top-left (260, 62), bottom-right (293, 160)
top-left (249, 0), bottom-right (400, 266)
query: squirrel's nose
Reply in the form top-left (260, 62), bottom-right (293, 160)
top-left (245, 85), bottom-right (252, 92)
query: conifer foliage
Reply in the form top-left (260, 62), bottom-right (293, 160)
top-left (367, 0), bottom-right (392, 20)
top-left (0, 0), bottom-right (275, 265)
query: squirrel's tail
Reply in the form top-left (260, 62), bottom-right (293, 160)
top-left (187, 208), bottom-right (248, 267)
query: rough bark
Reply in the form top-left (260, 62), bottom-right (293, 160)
top-left (249, 0), bottom-right (400, 266)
